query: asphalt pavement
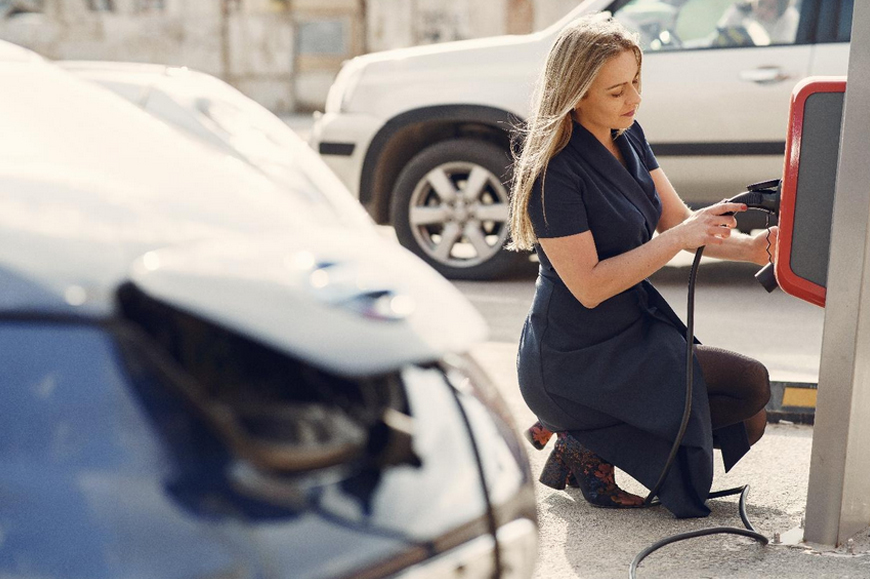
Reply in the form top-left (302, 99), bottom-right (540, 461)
top-left (463, 261), bottom-right (870, 579)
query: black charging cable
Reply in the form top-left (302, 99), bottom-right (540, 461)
top-left (444, 367), bottom-right (504, 576)
top-left (631, 187), bottom-right (780, 577)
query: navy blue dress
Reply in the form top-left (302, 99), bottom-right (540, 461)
top-left (517, 120), bottom-right (749, 518)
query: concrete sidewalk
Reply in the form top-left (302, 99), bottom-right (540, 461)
top-left (471, 342), bottom-right (870, 579)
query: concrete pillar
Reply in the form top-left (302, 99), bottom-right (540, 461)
top-left (804, 0), bottom-right (870, 546)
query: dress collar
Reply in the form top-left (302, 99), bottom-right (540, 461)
top-left (567, 120), bottom-right (660, 237)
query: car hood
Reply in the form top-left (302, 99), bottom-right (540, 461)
top-left (128, 232), bottom-right (487, 377)
top-left (349, 32), bottom-right (546, 95)
top-left (0, 152), bottom-right (332, 316)
top-left (59, 60), bottom-right (378, 233)
top-left (343, 33), bottom-right (548, 119)
top-left (0, 43), bottom-right (487, 373)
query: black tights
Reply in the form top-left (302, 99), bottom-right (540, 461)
top-left (695, 345), bottom-right (771, 446)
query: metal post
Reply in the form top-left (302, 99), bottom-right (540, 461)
top-left (804, 0), bottom-right (870, 546)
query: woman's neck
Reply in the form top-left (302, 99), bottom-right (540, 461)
top-left (573, 112), bottom-right (614, 148)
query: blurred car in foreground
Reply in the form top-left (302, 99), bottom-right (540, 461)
top-left (0, 40), bottom-right (538, 579)
top-left (312, 0), bottom-right (852, 279)
top-left (58, 59), bottom-right (375, 234)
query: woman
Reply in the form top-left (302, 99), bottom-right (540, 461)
top-left (509, 15), bottom-right (776, 518)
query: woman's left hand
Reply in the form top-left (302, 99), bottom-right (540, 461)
top-left (748, 225), bottom-right (779, 266)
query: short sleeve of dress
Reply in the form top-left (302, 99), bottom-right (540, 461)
top-left (526, 161), bottom-right (589, 239)
top-left (629, 122), bottom-right (660, 172)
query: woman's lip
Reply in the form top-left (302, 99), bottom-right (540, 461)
top-left (622, 110), bottom-right (636, 117)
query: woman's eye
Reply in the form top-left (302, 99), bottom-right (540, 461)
top-left (612, 92), bottom-right (623, 98)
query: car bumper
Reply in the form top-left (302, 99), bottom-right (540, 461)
top-left (392, 517), bottom-right (538, 579)
top-left (311, 111), bottom-right (384, 199)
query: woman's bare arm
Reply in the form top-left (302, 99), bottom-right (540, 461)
top-left (652, 168), bottom-right (775, 266)
top-left (540, 198), bottom-right (744, 308)
top-left (539, 229), bottom-right (682, 308)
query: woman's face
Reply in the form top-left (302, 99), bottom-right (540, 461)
top-left (574, 49), bottom-right (642, 135)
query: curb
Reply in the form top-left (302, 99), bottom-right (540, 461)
top-left (766, 380), bottom-right (817, 425)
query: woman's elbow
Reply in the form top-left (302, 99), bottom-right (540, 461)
top-left (571, 288), bottom-right (601, 309)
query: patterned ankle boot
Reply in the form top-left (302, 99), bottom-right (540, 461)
top-left (540, 434), bottom-right (644, 508)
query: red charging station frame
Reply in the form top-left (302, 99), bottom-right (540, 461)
top-left (776, 77), bottom-right (847, 308)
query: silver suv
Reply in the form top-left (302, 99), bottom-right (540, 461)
top-left (313, 0), bottom-right (851, 279)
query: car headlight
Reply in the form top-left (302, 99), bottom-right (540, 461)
top-left (325, 58), bottom-right (366, 114)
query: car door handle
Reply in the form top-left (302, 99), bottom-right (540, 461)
top-left (740, 66), bottom-right (791, 85)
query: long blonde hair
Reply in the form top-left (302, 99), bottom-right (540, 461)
top-left (508, 15), bottom-right (642, 251)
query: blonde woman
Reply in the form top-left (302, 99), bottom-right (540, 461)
top-left (510, 15), bottom-right (777, 518)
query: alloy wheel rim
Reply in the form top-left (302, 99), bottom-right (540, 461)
top-left (407, 161), bottom-right (510, 269)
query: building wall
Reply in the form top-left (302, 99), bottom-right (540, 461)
top-left (366, 0), bottom-right (511, 52)
top-left (532, 0), bottom-right (584, 32)
top-left (226, 4), bottom-right (295, 113)
top-left (0, 0), bottom-right (581, 113)
top-left (0, 0), bottom-right (296, 111)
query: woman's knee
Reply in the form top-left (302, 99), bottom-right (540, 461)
top-left (745, 360), bottom-right (771, 414)
top-left (697, 346), bottom-right (771, 412)
top-left (747, 409), bottom-right (768, 446)
top-left (718, 348), bottom-right (771, 412)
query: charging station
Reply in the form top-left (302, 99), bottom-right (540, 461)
top-left (780, 0), bottom-right (870, 547)
top-left (776, 78), bottom-right (846, 308)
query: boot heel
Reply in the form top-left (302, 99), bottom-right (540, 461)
top-left (559, 434), bottom-right (645, 508)
top-left (538, 444), bottom-right (569, 490)
top-left (524, 421), bottom-right (554, 450)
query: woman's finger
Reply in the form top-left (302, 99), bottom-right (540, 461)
top-left (707, 202), bottom-right (747, 215)
top-left (710, 215), bottom-right (738, 228)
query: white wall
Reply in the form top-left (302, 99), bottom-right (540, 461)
top-left (0, 0), bottom-right (579, 112)
top-left (366, 0), bottom-right (510, 52)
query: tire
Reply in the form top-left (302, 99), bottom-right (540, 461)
top-left (390, 138), bottom-right (528, 280)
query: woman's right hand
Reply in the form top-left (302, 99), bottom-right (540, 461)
top-left (669, 202), bottom-right (746, 250)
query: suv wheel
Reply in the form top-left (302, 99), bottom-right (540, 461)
top-left (390, 139), bottom-right (527, 280)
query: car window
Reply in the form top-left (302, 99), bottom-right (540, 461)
top-left (837, 0), bottom-right (853, 42)
top-left (810, 0), bottom-right (852, 44)
top-left (612, 0), bottom-right (805, 51)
